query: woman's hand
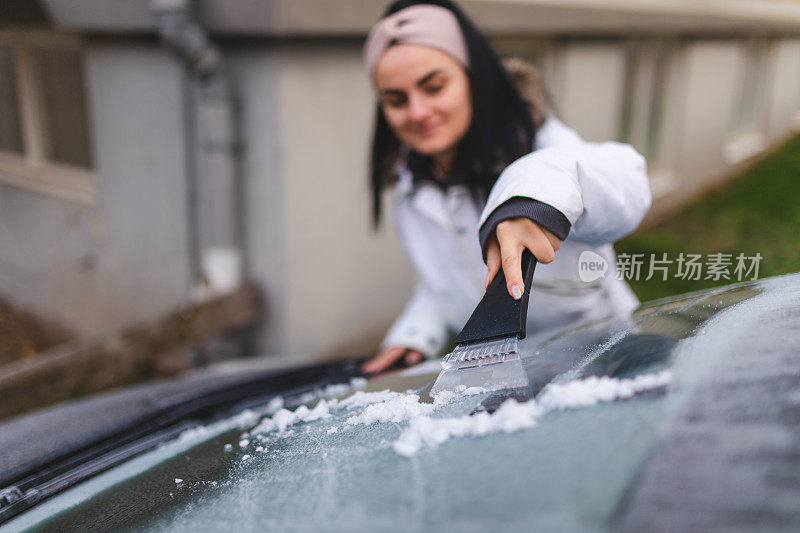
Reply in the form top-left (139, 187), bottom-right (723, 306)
top-left (362, 346), bottom-right (424, 374)
top-left (484, 218), bottom-right (562, 298)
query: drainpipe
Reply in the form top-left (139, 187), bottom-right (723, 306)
top-left (151, 0), bottom-right (244, 300)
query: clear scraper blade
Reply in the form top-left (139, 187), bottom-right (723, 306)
top-left (441, 336), bottom-right (520, 370)
top-left (431, 336), bottom-right (530, 395)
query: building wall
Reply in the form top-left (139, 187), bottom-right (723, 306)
top-left (275, 41), bottom-right (414, 359)
top-left (766, 39), bottom-right (800, 138)
top-left (495, 36), bottom-right (800, 202)
top-left (228, 49), bottom-right (286, 356)
top-left (228, 41), bottom-right (416, 360)
top-left (674, 41), bottom-right (744, 189)
top-left (551, 43), bottom-right (627, 143)
top-left (0, 43), bottom-right (192, 335)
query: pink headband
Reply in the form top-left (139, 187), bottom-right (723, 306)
top-left (363, 4), bottom-right (470, 80)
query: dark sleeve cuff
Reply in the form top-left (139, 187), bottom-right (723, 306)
top-left (478, 196), bottom-right (571, 262)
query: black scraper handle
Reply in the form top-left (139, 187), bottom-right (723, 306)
top-left (454, 249), bottom-right (537, 345)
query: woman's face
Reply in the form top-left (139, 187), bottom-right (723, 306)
top-left (374, 44), bottom-right (472, 166)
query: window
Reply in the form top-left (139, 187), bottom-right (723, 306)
top-left (0, 31), bottom-right (95, 203)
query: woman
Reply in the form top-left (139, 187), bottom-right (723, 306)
top-left (362, 0), bottom-right (651, 374)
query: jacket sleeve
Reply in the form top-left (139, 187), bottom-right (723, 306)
top-left (478, 118), bottom-right (651, 256)
top-left (379, 279), bottom-right (451, 358)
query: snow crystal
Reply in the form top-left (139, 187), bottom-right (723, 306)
top-left (174, 478), bottom-right (183, 484)
top-left (223, 443), bottom-right (233, 452)
top-left (232, 370), bottom-right (672, 460)
top-left (272, 409), bottom-right (298, 431)
top-left (318, 383), bottom-right (351, 397)
top-left (241, 455), bottom-right (252, 461)
top-left (538, 370), bottom-right (672, 411)
top-left (318, 377), bottom-right (369, 399)
top-left (393, 371), bottom-right (672, 457)
top-left (428, 387), bottom-right (487, 409)
top-left (349, 377), bottom-right (368, 390)
top-left (265, 396), bottom-right (284, 414)
top-left (345, 394), bottom-right (434, 426)
top-left (393, 399), bottom-right (543, 457)
top-left (239, 385), bottom-right (476, 447)
top-left (249, 399), bottom-right (335, 436)
top-left (303, 398), bottom-right (334, 421)
top-left (172, 426), bottom-right (210, 445)
top-left (338, 390), bottom-right (403, 409)
top-left (230, 409), bottom-right (260, 429)
top-left (431, 390), bottom-right (458, 405)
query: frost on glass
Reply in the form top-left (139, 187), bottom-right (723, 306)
top-left (127, 368), bottom-right (673, 533)
top-left (58, 277), bottom-right (800, 533)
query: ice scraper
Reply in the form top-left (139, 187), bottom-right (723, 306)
top-left (431, 250), bottom-right (536, 395)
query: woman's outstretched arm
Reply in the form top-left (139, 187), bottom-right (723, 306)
top-left (477, 117), bottom-right (651, 297)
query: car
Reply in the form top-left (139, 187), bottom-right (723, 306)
top-left (2, 274), bottom-right (800, 532)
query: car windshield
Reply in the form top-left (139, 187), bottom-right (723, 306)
top-left (5, 276), bottom-right (799, 533)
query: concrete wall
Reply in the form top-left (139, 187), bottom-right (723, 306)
top-left (276, 42), bottom-right (414, 360)
top-left (673, 42), bottom-right (744, 188)
top-left (551, 43), bottom-right (627, 143)
top-left (0, 43), bottom-right (192, 335)
top-left (643, 38), bottom-right (800, 203)
top-left (766, 39), bottom-right (800, 138)
top-left (228, 49), bottom-right (285, 356)
top-left (230, 41), bottom-right (415, 359)
top-left (0, 36), bottom-right (414, 360)
top-left (497, 36), bottom-right (800, 202)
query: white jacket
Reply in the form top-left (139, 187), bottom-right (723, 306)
top-left (381, 117), bottom-right (652, 357)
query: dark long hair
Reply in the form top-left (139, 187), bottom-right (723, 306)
top-left (369, 0), bottom-right (535, 228)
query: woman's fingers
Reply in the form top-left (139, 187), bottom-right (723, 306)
top-left (495, 218), bottom-right (560, 299)
top-left (362, 346), bottom-right (407, 374)
top-left (485, 236), bottom-right (502, 289)
top-left (497, 229), bottom-right (524, 299)
top-left (362, 347), bottom-right (425, 374)
top-left (541, 226), bottom-right (562, 252)
top-left (404, 350), bottom-right (424, 365)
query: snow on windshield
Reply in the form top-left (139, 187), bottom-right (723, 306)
top-left (127, 370), bottom-right (674, 532)
top-left (231, 370), bottom-right (672, 459)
